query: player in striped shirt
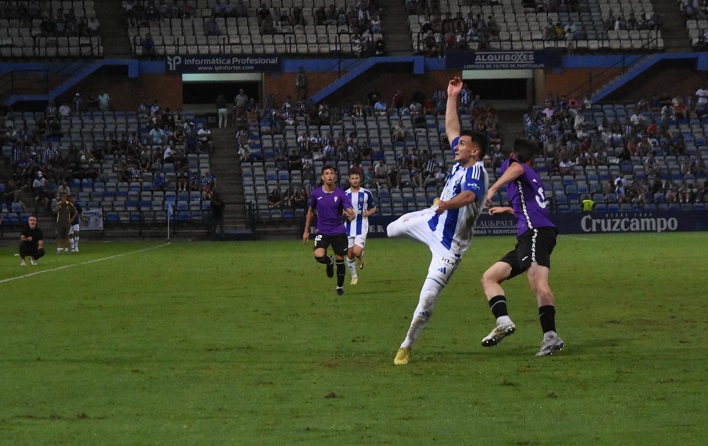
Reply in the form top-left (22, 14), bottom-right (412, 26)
top-left (480, 138), bottom-right (564, 356)
top-left (388, 76), bottom-right (489, 365)
top-left (344, 171), bottom-right (377, 285)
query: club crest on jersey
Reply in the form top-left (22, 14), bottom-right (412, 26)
top-left (334, 197), bottom-right (338, 202)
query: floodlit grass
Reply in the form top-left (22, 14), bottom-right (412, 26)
top-left (0, 233), bottom-right (706, 445)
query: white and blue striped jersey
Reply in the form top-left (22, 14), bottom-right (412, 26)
top-left (345, 187), bottom-right (376, 237)
top-left (428, 142), bottom-right (488, 253)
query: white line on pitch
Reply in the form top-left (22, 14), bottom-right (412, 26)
top-left (0, 243), bottom-right (170, 285)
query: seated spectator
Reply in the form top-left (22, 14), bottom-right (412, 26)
top-left (153, 172), bottom-right (166, 191)
top-left (287, 150), bottom-right (303, 172)
top-left (87, 15), bottom-right (100, 35)
top-left (374, 159), bottom-right (391, 188)
top-left (267, 187), bottom-right (282, 208)
top-left (197, 126), bottom-right (213, 153)
top-left (163, 145), bottom-right (175, 164)
top-left (205, 17), bottom-right (221, 36)
top-left (373, 98), bottom-right (388, 116)
top-left (238, 143), bottom-right (252, 162)
top-left (142, 32), bottom-right (156, 58)
top-left (392, 120), bottom-right (408, 142)
top-left (293, 187), bottom-right (308, 209)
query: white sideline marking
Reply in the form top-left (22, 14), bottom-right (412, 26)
top-left (0, 243), bottom-right (170, 284)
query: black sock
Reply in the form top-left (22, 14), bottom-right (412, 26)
top-left (489, 295), bottom-right (508, 319)
top-left (315, 256), bottom-right (332, 265)
top-left (539, 305), bottom-right (556, 333)
top-left (336, 261), bottom-right (345, 287)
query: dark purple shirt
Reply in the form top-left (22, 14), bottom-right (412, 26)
top-left (501, 157), bottom-right (556, 236)
top-left (309, 186), bottom-right (353, 236)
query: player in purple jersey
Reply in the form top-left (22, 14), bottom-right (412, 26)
top-left (303, 166), bottom-right (355, 296)
top-left (480, 138), bottom-right (564, 356)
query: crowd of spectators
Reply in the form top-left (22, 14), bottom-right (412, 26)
top-left (523, 85), bottom-right (708, 210)
top-left (418, 11), bottom-right (501, 55)
top-left (123, 0), bottom-right (197, 27)
top-left (238, 82), bottom-right (502, 215)
top-left (680, 0), bottom-right (708, 20)
top-left (1, 94), bottom-right (217, 220)
top-left (603, 11), bottom-right (661, 33)
top-left (0, 0), bottom-right (101, 37)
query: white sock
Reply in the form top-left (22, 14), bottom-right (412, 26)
top-left (401, 314), bottom-right (429, 348)
top-left (497, 315), bottom-right (512, 325)
top-left (74, 235), bottom-right (79, 249)
top-left (69, 238), bottom-right (75, 250)
top-left (346, 257), bottom-right (357, 278)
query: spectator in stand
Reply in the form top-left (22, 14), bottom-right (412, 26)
top-left (238, 142), bottom-right (252, 162)
top-left (87, 15), bottom-right (101, 35)
top-left (295, 67), bottom-right (308, 101)
top-left (374, 159), bottom-right (391, 189)
top-left (141, 32), bottom-right (156, 58)
top-left (615, 178), bottom-right (626, 203)
top-left (267, 187), bottom-right (282, 208)
top-left (153, 171), bottom-right (166, 192)
top-left (233, 88), bottom-right (248, 121)
top-left (205, 17), bottom-right (221, 36)
top-left (216, 94), bottom-right (228, 128)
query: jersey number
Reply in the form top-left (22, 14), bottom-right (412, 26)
top-left (536, 187), bottom-right (547, 209)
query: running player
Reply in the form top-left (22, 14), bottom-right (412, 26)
top-left (344, 171), bottom-right (376, 285)
top-left (303, 166), bottom-right (356, 296)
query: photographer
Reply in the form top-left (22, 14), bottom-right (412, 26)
top-left (19, 215), bottom-right (45, 266)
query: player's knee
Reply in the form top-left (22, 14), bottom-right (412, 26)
top-left (481, 270), bottom-right (496, 287)
top-left (315, 255), bottom-right (328, 264)
top-left (386, 222), bottom-right (399, 238)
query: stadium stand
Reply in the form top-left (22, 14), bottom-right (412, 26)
top-left (408, 0), bottom-right (663, 55)
top-left (0, 0), bottom-right (103, 59)
top-left (1, 105), bottom-right (214, 231)
top-left (1, 0), bottom-right (706, 236)
top-left (127, 0), bottom-right (383, 57)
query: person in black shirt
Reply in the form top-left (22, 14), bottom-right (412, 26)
top-left (19, 215), bottom-right (45, 266)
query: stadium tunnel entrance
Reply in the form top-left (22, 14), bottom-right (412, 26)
top-left (462, 69), bottom-right (534, 109)
top-left (181, 72), bottom-right (262, 125)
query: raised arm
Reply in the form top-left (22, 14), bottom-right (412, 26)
top-left (445, 76), bottom-right (463, 144)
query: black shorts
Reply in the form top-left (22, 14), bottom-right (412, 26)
top-left (499, 227), bottom-right (557, 279)
top-left (313, 232), bottom-right (349, 257)
top-left (56, 223), bottom-right (70, 238)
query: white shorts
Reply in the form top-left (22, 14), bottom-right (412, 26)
top-left (70, 224), bottom-right (80, 234)
top-left (387, 207), bottom-right (463, 284)
top-left (347, 234), bottom-right (367, 249)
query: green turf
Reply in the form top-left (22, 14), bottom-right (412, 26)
top-left (0, 233), bottom-right (706, 445)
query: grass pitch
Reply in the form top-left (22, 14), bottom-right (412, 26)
top-left (0, 233), bottom-right (706, 445)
